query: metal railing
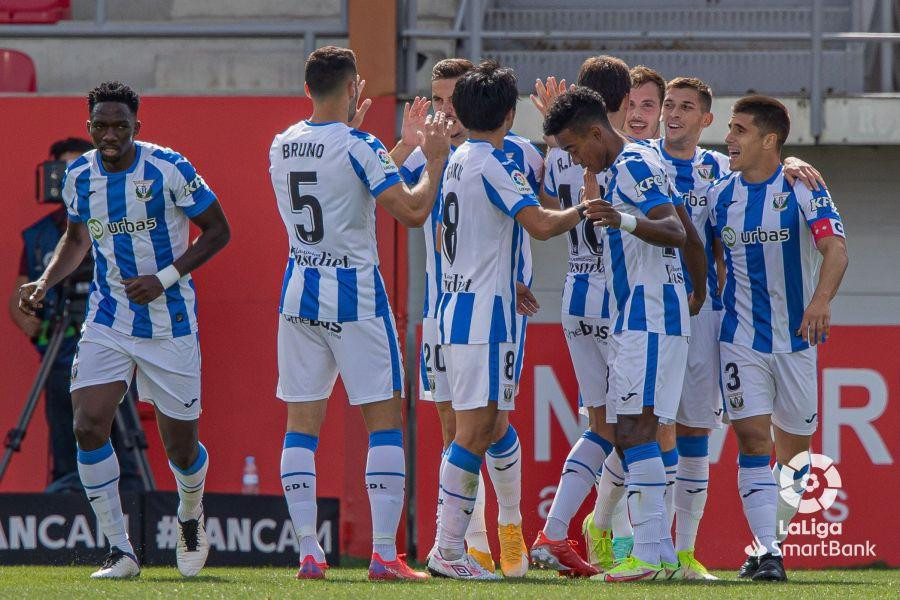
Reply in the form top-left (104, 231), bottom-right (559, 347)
top-left (402, 0), bottom-right (899, 142)
top-left (0, 0), bottom-right (348, 60)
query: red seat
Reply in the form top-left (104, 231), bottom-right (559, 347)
top-left (0, 0), bottom-right (70, 24)
top-left (0, 49), bottom-right (36, 92)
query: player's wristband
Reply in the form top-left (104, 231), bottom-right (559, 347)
top-left (576, 203), bottom-right (588, 220)
top-left (618, 211), bottom-right (637, 233)
top-left (155, 265), bottom-right (181, 289)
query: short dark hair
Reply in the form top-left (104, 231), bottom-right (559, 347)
top-left (576, 56), bottom-right (630, 112)
top-left (732, 95), bottom-right (791, 149)
top-left (543, 86), bottom-right (612, 137)
top-left (49, 137), bottom-right (93, 160)
top-left (451, 60), bottom-right (518, 132)
top-left (630, 65), bottom-right (665, 105)
top-left (304, 45), bottom-right (357, 98)
top-left (432, 58), bottom-right (473, 81)
top-left (88, 81), bottom-right (139, 115)
top-left (666, 76), bottom-right (713, 112)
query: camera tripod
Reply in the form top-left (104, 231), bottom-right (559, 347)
top-left (0, 296), bottom-right (155, 490)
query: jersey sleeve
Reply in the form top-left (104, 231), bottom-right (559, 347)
top-left (348, 130), bottom-right (403, 198)
top-left (616, 155), bottom-right (674, 215)
top-left (543, 152), bottom-right (559, 198)
top-left (60, 158), bottom-right (89, 222)
top-left (165, 153), bottom-right (218, 217)
top-left (484, 152), bottom-right (541, 218)
top-left (795, 183), bottom-right (845, 242)
top-left (522, 141), bottom-right (545, 195)
top-left (399, 147), bottom-right (426, 186)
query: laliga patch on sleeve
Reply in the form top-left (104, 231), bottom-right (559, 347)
top-left (377, 148), bottom-right (398, 173)
top-left (510, 170), bottom-right (532, 195)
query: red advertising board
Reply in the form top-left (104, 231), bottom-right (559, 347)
top-left (414, 323), bottom-right (900, 568)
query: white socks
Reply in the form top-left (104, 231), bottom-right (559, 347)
top-left (674, 435), bottom-right (710, 551)
top-left (623, 443), bottom-right (666, 566)
top-left (437, 442), bottom-right (481, 561)
top-left (464, 472), bottom-right (490, 553)
top-left (366, 429), bottom-right (406, 562)
top-left (282, 432), bottom-right (323, 561)
top-left (594, 451), bottom-right (628, 533)
top-left (545, 430), bottom-right (612, 540)
top-left (738, 453), bottom-right (778, 555)
top-left (169, 442), bottom-right (208, 521)
top-left (774, 458), bottom-right (808, 543)
top-left (485, 425), bottom-right (523, 526)
top-left (78, 440), bottom-right (134, 557)
top-left (659, 446), bottom-right (678, 564)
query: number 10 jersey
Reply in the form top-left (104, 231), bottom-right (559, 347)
top-left (269, 120), bottom-right (402, 322)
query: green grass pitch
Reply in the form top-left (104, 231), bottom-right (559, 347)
top-left (0, 566), bottom-right (897, 599)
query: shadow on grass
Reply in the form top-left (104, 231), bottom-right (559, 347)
top-left (133, 575), bottom-right (231, 584)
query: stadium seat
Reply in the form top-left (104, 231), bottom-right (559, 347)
top-left (0, 49), bottom-right (36, 92)
top-left (0, 0), bottom-right (70, 24)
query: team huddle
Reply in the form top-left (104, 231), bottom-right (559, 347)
top-left (18, 44), bottom-right (848, 584)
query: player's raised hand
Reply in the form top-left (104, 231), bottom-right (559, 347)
top-left (581, 168), bottom-right (601, 202)
top-left (783, 156), bottom-right (825, 191)
top-left (798, 298), bottom-right (830, 345)
top-left (530, 76), bottom-right (568, 117)
top-left (419, 111), bottom-right (452, 162)
top-left (584, 198), bottom-right (622, 228)
top-left (401, 96), bottom-right (431, 148)
top-left (516, 281), bottom-right (540, 316)
top-left (123, 275), bottom-right (165, 305)
top-left (17, 280), bottom-right (48, 317)
top-left (348, 76), bottom-right (373, 130)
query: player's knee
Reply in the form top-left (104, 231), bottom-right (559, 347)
top-left (72, 415), bottom-right (108, 449)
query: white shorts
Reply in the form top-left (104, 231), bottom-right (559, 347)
top-left (562, 314), bottom-right (610, 411)
top-left (444, 342), bottom-right (517, 412)
top-left (677, 310), bottom-right (725, 429)
top-left (419, 317), bottom-right (450, 402)
top-left (276, 313), bottom-right (404, 405)
top-left (71, 323), bottom-right (202, 421)
top-left (719, 342), bottom-right (818, 435)
top-left (420, 314), bottom-right (527, 403)
top-left (606, 330), bottom-right (688, 424)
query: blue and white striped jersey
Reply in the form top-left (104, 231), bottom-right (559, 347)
top-left (709, 166), bottom-right (845, 353)
top-left (543, 147), bottom-right (611, 319)
top-left (400, 133), bottom-right (543, 320)
top-left (62, 141), bottom-right (217, 339)
top-left (650, 139), bottom-right (730, 311)
top-left (269, 121), bottom-right (402, 322)
top-left (602, 142), bottom-right (691, 336)
top-left (437, 139), bottom-right (540, 345)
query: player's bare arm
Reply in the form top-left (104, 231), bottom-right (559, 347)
top-left (515, 203), bottom-right (583, 241)
top-left (798, 235), bottom-right (848, 345)
top-left (18, 219), bottom-right (91, 316)
top-left (585, 200), bottom-right (686, 248)
top-left (675, 204), bottom-right (708, 314)
top-left (389, 96), bottom-right (431, 167)
top-left (713, 237), bottom-right (726, 296)
top-left (123, 200), bottom-right (231, 305)
top-left (377, 112), bottom-right (452, 227)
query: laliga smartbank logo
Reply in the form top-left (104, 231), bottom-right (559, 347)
top-left (744, 452), bottom-right (876, 560)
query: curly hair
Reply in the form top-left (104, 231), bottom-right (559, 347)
top-left (87, 81), bottom-right (140, 115)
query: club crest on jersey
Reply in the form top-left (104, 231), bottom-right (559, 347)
top-left (511, 170), bottom-right (531, 195)
top-left (376, 148), bottom-right (398, 173)
top-left (502, 385), bottom-right (514, 403)
top-left (133, 179), bottom-right (154, 201)
top-left (728, 392), bottom-right (744, 410)
top-left (772, 192), bottom-right (789, 211)
top-left (696, 165), bottom-right (714, 181)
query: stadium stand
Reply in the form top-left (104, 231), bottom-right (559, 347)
top-left (0, 48), bottom-right (35, 91)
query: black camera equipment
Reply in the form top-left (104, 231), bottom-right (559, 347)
top-left (36, 160), bottom-right (68, 204)
top-left (0, 265), bottom-right (156, 490)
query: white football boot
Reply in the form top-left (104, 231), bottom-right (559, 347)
top-left (427, 550), bottom-right (501, 580)
top-left (91, 548), bottom-right (141, 579)
top-left (176, 506), bottom-right (210, 577)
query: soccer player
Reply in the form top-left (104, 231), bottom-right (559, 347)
top-left (530, 55), bottom-right (635, 577)
top-left (709, 96), bottom-right (848, 582)
top-left (396, 58), bottom-right (541, 577)
top-left (269, 46), bottom-right (451, 581)
top-left (545, 87), bottom-right (707, 582)
top-left (18, 81), bottom-right (231, 578)
top-left (625, 65), bottom-right (665, 140)
top-left (426, 61), bottom-right (585, 580)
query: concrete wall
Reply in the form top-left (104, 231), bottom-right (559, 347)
top-left (407, 145), bottom-right (900, 328)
